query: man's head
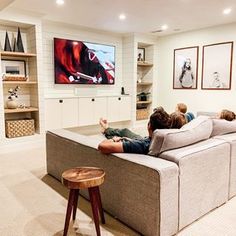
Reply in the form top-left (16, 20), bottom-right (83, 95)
top-left (176, 103), bottom-right (187, 114)
top-left (148, 107), bottom-right (170, 136)
top-left (219, 109), bottom-right (236, 121)
top-left (169, 112), bottom-right (187, 129)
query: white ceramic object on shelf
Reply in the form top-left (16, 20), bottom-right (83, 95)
top-left (6, 99), bottom-right (18, 109)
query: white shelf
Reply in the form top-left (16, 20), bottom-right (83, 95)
top-left (4, 107), bottom-right (39, 114)
top-left (137, 82), bottom-right (153, 86)
top-left (0, 51), bottom-right (37, 58)
top-left (137, 61), bottom-right (153, 67)
top-left (3, 81), bottom-right (37, 85)
top-left (136, 101), bottom-right (152, 104)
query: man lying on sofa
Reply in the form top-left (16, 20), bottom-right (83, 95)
top-left (98, 107), bottom-right (186, 154)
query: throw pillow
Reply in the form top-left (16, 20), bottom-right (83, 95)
top-left (148, 116), bottom-right (213, 156)
top-left (210, 119), bottom-right (236, 137)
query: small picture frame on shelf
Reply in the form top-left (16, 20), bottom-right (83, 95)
top-left (137, 48), bottom-right (145, 61)
top-left (1, 59), bottom-right (27, 81)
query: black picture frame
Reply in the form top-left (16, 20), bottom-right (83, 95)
top-left (137, 48), bottom-right (145, 61)
top-left (201, 41), bottom-right (233, 90)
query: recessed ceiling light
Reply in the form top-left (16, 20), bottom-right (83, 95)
top-left (161, 24), bottom-right (168, 30)
top-left (223, 8), bottom-right (232, 15)
top-left (119, 14), bottom-right (126, 20)
top-left (56, 0), bottom-right (64, 5)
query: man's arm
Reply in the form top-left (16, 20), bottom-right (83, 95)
top-left (98, 139), bottom-right (124, 154)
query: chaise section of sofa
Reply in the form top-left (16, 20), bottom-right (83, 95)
top-left (159, 138), bottom-right (230, 230)
top-left (210, 118), bottom-right (236, 199)
top-left (46, 129), bottom-right (179, 236)
top-left (214, 133), bottom-right (236, 199)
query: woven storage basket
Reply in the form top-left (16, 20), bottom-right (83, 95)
top-left (136, 109), bottom-right (149, 120)
top-left (5, 119), bottom-right (35, 138)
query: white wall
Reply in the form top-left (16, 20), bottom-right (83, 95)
top-left (157, 23), bottom-right (236, 114)
top-left (42, 20), bottom-right (123, 97)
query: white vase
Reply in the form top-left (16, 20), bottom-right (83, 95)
top-left (7, 99), bottom-right (18, 109)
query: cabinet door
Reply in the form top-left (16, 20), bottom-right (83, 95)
top-left (45, 99), bottom-right (62, 130)
top-left (61, 98), bottom-right (79, 128)
top-left (78, 98), bottom-right (94, 126)
top-left (107, 97), bottom-right (121, 122)
top-left (119, 96), bottom-right (132, 121)
top-left (94, 97), bottom-right (107, 123)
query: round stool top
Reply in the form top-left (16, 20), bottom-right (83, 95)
top-left (62, 167), bottom-right (105, 189)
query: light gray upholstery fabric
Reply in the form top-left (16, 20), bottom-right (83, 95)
top-left (160, 138), bottom-right (230, 230)
top-left (214, 133), bottom-right (236, 199)
top-left (46, 129), bottom-right (179, 236)
top-left (149, 116), bottom-right (213, 156)
top-left (197, 111), bottom-right (217, 117)
top-left (211, 119), bottom-right (236, 137)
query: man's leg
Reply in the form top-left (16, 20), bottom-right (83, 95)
top-left (99, 118), bottom-right (142, 140)
top-left (104, 128), bottom-right (142, 140)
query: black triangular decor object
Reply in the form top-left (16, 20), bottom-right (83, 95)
top-left (4, 31), bottom-right (12, 52)
top-left (16, 27), bottom-right (24, 52)
top-left (13, 37), bottom-right (19, 52)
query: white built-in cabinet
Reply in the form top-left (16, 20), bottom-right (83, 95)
top-left (45, 98), bottom-right (79, 130)
top-left (107, 96), bottom-right (131, 122)
top-left (78, 97), bottom-right (107, 126)
top-left (45, 95), bottom-right (131, 130)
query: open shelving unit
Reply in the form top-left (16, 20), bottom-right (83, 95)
top-left (136, 42), bottom-right (154, 121)
top-left (0, 20), bottom-right (40, 139)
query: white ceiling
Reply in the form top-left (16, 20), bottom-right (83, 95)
top-left (0, 0), bottom-right (14, 10)
top-left (4, 0), bottom-right (236, 35)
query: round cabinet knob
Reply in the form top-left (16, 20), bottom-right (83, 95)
top-left (59, 99), bottom-right (63, 103)
top-left (118, 97), bottom-right (121, 101)
top-left (92, 98), bottom-right (95, 102)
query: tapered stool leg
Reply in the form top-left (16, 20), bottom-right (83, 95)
top-left (63, 189), bottom-right (76, 236)
top-left (73, 189), bottom-right (79, 221)
top-left (89, 187), bottom-right (101, 236)
top-left (95, 186), bottom-right (105, 224)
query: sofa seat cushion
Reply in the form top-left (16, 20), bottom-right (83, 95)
top-left (159, 138), bottom-right (230, 230)
top-left (211, 119), bottom-right (236, 137)
top-left (149, 116), bottom-right (213, 156)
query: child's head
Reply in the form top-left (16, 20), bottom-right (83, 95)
top-left (169, 112), bottom-right (187, 129)
top-left (176, 103), bottom-right (187, 114)
top-left (219, 109), bottom-right (236, 121)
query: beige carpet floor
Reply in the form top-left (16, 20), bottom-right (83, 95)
top-left (0, 146), bottom-right (236, 236)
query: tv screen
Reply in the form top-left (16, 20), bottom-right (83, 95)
top-left (54, 38), bottom-right (115, 84)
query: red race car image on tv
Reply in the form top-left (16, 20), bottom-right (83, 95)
top-left (54, 38), bottom-right (115, 84)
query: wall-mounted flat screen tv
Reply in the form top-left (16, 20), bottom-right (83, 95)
top-left (54, 38), bottom-right (115, 84)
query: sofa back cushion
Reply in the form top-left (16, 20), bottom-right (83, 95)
top-left (211, 119), bottom-right (236, 137)
top-left (148, 116), bottom-right (213, 156)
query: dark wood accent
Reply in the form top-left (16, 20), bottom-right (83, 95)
top-left (72, 189), bottom-right (79, 221)
top-left (89, 187), bottom-right (101, 236)
top-left (62, 167), bottom-right (106, 236)
top-left (94, 186), bottom-right (105, 224)
top-left (63, 189), bottom-right (76, 236)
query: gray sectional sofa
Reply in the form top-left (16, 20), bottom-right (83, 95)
top-left (46, 116), bottom-right (236, 236)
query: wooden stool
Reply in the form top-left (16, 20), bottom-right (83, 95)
top-left (62, 167), bottom-right (105, 236)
